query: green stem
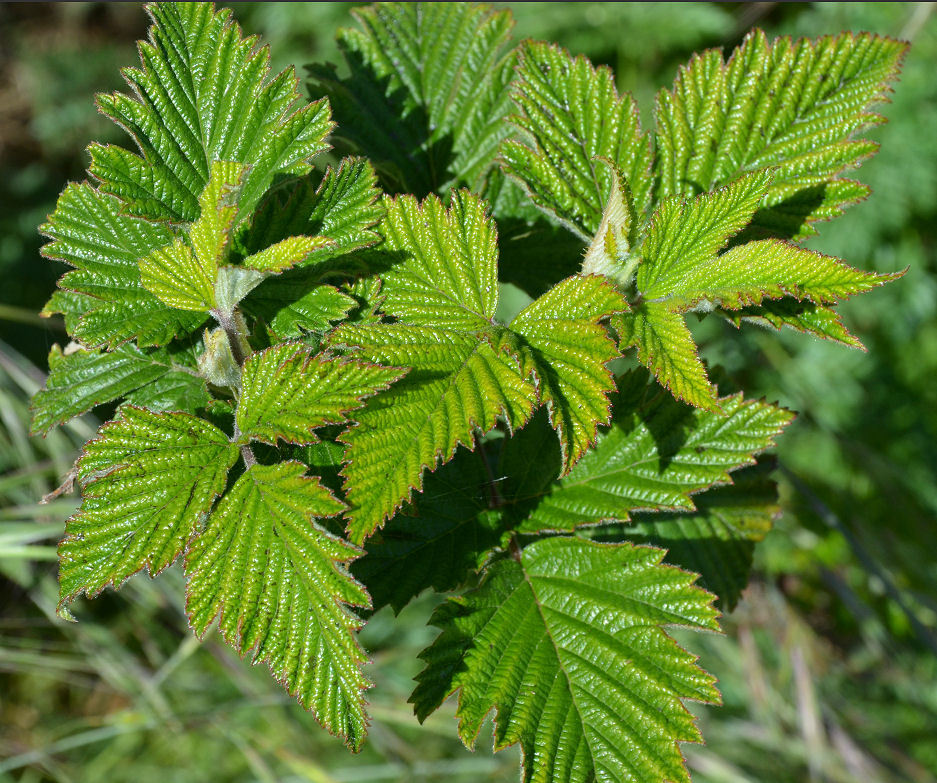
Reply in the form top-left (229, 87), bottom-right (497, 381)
top-left (213, 307), bottom-right (257, 467)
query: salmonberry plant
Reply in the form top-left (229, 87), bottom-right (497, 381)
top-left (32, 3), bottom-right (907, 781)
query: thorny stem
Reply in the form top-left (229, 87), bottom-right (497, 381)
top-left (474, 430), bottom-right (504, 509)
top-left (508, 533), bottom-right (523, 562)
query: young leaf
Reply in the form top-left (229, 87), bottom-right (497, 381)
top-left (656, 30), bottom-right (908, 238)
top-left (239, 158), bottom-right (383, 337)
top-left (618, 172), bottom-right (897, 407)
top-left (516, 370), bottom-right (792, 534)
top-left (58, 407), bottom-right (238, 614)
top-left (511, 274), bottom-right (629, 472)
top-left (502, 41), bottom-right (653, 241)
top-left (597, 461), bottom-right (781, 611)
top-left (310, 2), bottom-right (516, 196)
top-left (236, 342), bottom-right (404, 446)
top-left (31, 343), bottom-right (209, 435)
top-left (185, 461), bottom-right (370, 749)
top-left (412, 537), bottom-right (720, 783)
top-left (41, 184), bottom-right (204, 348)
top-left (139, 161), bottom-right (246, 312)
top-left (352, 450), bottom-right (507, 613)
top-left (92, 2), bottom-right (333, 222)
top-left (333, 191), bottom-right (539, 542)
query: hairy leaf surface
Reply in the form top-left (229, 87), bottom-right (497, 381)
top-left (185, 461), bottom-right (370, 748)
top-left (58, 407), bottom-right (238, 613)
top-left (412, 537), bottom-right (720, 783)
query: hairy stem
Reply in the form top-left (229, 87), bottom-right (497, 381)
top-left (213, 307), bottom-right (257, 466)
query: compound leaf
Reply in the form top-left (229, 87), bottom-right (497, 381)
top-left (92, 2), bottom-right (333, 222)
top-left (518, 370), bottom-right (792, 534)
top-left (310, 2), bottom-right (516, 196)
top-left (412, 537), bottom-right (720, 783)
top-left (58, 407), bottom-right (238, 614)
top-left (239, 158), bottom-right (383, 337)
top-left (334, 190), bottom-right (540, 542)
top-left (41, 184), bottom-right (204, 348)
top-left (185, 461), bottom-right (370, 749)
top-left (502, 41), bottom-right (653, 241)
top-left (620, 173), bottom-right (897, 407)
top-left (31, 343), bottom-right (209, 435)
top-left (236, 342), bottom-right (404, 446)
top-left (656, 30), bottom-right (908, 238)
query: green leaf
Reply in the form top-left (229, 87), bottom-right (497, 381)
top-left (139, 160), bottom-right (244, 313)
top-left (656, 30), bottom-right (908, 238)
top-left (617, 302), bottom-right (718, 412)
top-left (310, 2), bottom-right (516, 196)
top-left (719, 298), bottom-right (864, 349)
top-left (516, 370), bottom-right (792, 534)
top-left (619, 172), bottom-right (897, 407)
top-left (41, 183), bottom-right (204, 348)
top-left (411, 537), bottom-right (720, 783)
top-left (236, 342), bottom-right (404, 446)
top-left (597, 461), bottom-right (781, 611)
top-left (378, 191), bottom-right (499, 330)
top-left (58, 407), bottom-right (238, 613)
top-left (31, 343), bottom-right (209, 435)
top-left (352, 450), bottom-right (506, 613)
top-left (511, 275), bottom-right (629, 471)
top-left (91, 2), bottom-right (333, 222)
top-left (239, 159), bottom-right (383, 337)
top-left (501, 41), bottom-right (653, 241)
top-left (239, 158), bottom-right (383, 267)
top-left (333, 190), bottom-right (540, 543)
top-left (185, 461), bottom-right (370, 749)
top-left (335, 324), bottom-right (536, 545)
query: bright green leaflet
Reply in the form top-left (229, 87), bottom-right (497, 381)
top-left (91, 2), bottom-right (334, 222)
top-left (236, 342), bottom-right (403, 446)
top-left (185, 461), bottom-right (369, 749)
top-left (616, 172), bottom-right (897, 409)
top-left (502, 41), bottom-right (653, 240)
top-left (412, 537), bottom-right (720, 783)
top-left (31, 343), bottom-right (208, 435)
top-left (57, 407), bottom-right (238, 615)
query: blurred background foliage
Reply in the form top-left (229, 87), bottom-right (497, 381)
top-left (0, 2), bottom-right (935, 781)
